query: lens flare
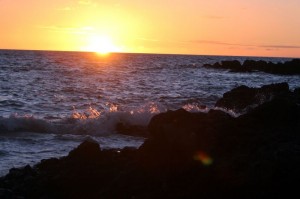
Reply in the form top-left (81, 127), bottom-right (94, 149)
top-left (194, 151), bottom-right (213, 166)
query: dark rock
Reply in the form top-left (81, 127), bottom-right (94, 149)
top-left (248, 60), bottom-right (268, 70)
top-left (216, 85), bottom-right (256, 111)
top-left (268, 59), bottom-right (300, 74)
top-left (141, 89), bottom-right (300, 197)
top-left (67, 139), bottom-right (102, 164)
top-left (286, 59), bottom-right (300, 74)
top-left (1, 83), bottom-right (299, 199)
top-left (239, 97), bottom-right (299, 128)
top-left (140, 109), bottom-right (202, 172)
top-left (294, 87), bottom-right (300, 103)
top-left (116, 122), bottom-right (149, 137)
top-left (221, 60), bottom-right (241, 69)
top-left (203, 62), bottom-right (221, 68)
top-left (140, 108), bottom-right (234, 174)
top-left (0, 188), bottom-right (13, 199)
top-left (204, 59), bottom-right (300, 75)
top-left (215, 82), bottom-right (290, 112)
top-left (6, 165), bottom-right (35, 180)
top-left (243, 59), bottom-right (257, 67)
top-left (204, 60), bottom-right (244, 71)
top-left (212, 62), bottom-right (221, 68)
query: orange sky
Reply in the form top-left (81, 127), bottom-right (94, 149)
top-left (0, 0), bottom-right (300, 57)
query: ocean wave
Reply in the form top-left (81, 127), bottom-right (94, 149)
top-left (0, 99), bottom-right (26, 107)
top-left (0, 102), bottom-right (167, 136)
top-left (0, 115), bottom-right (51, 133)
top-left (0, 150), bottom-right (8, 157)
top-left (0, 101), bottom-right (243, 136)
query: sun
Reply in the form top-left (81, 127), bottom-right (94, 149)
top-left (83, 35), bottom-right (121, 55)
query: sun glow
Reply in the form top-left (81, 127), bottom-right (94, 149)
top-left (83, 35), bottom-right (121, 55)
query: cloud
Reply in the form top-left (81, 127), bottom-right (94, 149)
top-left (189, 40), bottom-right (300, 50)
top-left (78, 0), bottom-right (93, 5)
top-left (259, 45), bottom-right (300, 49)
top-left (77, 0), bottom-right (99, 7)
top-left (202, 15), bottom-right (225, 19)
top-left (136, 38), bottom-right (160, 42)
top-left (189, 40), bottom-right (253, 47)
top-left (136, 38), bottom-right (189, 46)
top-left (56, 7), bottom-right (72, 11)
top-left (37, 26), bottom-right (94, 34)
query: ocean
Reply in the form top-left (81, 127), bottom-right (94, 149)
top-left (0, 50), bottom-right (299, 176)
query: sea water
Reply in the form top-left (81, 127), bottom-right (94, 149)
top-left (0, 50), bottom-right (299, 176)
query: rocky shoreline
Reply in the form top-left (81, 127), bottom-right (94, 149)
top-left (203, 59), bottom-right (300, 75)
top-left (1, 83), bottom-right (300, 199)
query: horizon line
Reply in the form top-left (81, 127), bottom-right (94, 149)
top-left (0, 48), bottom-right (299, 59)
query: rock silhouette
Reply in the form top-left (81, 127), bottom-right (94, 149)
top-left (203, 59), bottom-right (300, 75)
top-left (1, 83), bottom-right (299, 199)
top-left (215, 82), bottom-right (292, 112)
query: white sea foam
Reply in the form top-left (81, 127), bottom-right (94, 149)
top-left (0, 102), bottom-right (168, 136)
top-left (182, 103), bottom-right (210, 113)
top-left (0, 114), bottom-right (51, 133)
top-left (213, 107), bottom-right (242, 118)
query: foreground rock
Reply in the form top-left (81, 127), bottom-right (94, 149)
top-left (1, 83), bottom-right (300, 199)
top-left (116, 122), bottom-right (149, 137)
top-left (215, 82), bottom-right (297, 112)
top-left (203, 59), bottom-right (300, 75)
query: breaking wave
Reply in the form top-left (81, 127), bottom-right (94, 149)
top-left (0, 102), bottom-right (167, 136)
top-left (0, 101), bottom-right (244, 136)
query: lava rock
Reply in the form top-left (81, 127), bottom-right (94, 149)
top-left (1, 83), bottom-right (299, 199)
top-left (203, 59), bottom-right (300, 75)
top-left (67, 138), bottom-right (101, 161)
top-left (116, 122), bottom-right (149, 137)
top-left (215, 82), bottom-right (290, 112)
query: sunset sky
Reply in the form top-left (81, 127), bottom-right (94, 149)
top-left (1, 0), bottom-right (300, 57)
